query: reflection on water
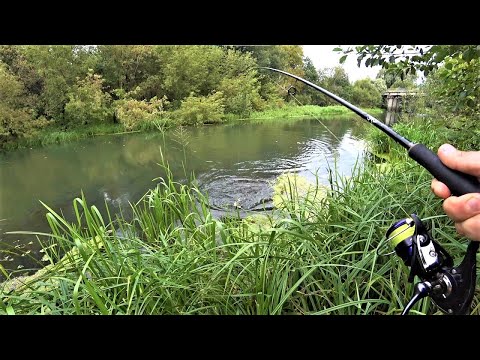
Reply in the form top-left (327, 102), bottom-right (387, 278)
top-left (0, 117), bottom-right (366, 274)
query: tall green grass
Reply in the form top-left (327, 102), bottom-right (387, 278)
top-left (4, 123), bottom-right (125, 151)
top-left (2, 105), bottom-right (384, 152)
top-left (2, 142), bottom-right (475, 315)
top-left (235, 105), bottom-right (383, 123)
top-left (2, 114), bottom-right (477, 315)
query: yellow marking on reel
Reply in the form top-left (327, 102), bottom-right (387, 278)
top-left (389, 221), bottom-right (415, 247)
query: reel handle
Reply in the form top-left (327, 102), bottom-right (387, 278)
top-left (407, 146), bottom-right (479, 314)
top-left (430, 241), bottom-right (479, 315)
top-left (401, 281), bottom-right (432, 315)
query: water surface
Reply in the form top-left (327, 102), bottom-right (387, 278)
top-left (0, 118), bottom-right (367, 273)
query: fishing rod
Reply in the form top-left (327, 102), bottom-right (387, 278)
top-left (261, 67), bottom-right (480, 315)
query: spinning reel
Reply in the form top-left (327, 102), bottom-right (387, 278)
top-left (261, 67), bottom-right (480, 315)
top-left (386, 214), bottom-right (479, 315)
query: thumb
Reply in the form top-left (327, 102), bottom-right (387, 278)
top-left (438, 144), bottom-right (480, 178)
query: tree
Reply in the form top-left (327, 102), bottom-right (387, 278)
top-left (372, 78), bottom-right (387, 95)
top-left (296, 56), bottom-right (324, 105)
top-left (303, 57), bottom-right (319, 83)
top-left (0, 45), bottom-right (44, 105)
top-left (317, 66), bottom-right (353, 106)
top-left (231, 45), bottom-right (286, 69)
top-left (376, 68), bottom-right (396, 88)
top-left (376, 68), bottom-right (417, 89)
top-left (64, 71), bottom-right (113, 126)
top-left (425, 56), bottom-right (480, 115)
top-left (114, 96), bottom-right (168, 131)
top-left (22, 45), bottom-right (88, 120)
top-left (216, 49), bottom-right (264, 116)
top-left (96, 45), bottom-right (161, 96)
top-left (157, 45), bottom-right (225, 107)
top-left (336, 45), bottom-right (480, 113)
top-left (173, 91), bottom-right (225, 126)
top-left (232, 45), bottom-right (305, 102)
top-left (337, 45), bottom-right (479, 77)
top-left (0, 63), bottom-right (47, 144)
top-left (350, 79), bottom-right (383, 108)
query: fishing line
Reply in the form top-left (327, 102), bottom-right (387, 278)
top-left (261, 67), bottom-right (480, 315)
top-left (270, 76), bottom-right (411, 220)
top-left (271, 78), bottom-right (344, 143)
top-left (261, 67), bottom-right (480, 196)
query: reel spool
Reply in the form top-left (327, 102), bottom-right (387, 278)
top-left (386, 217), bottom-right (416, 266)
top-left (386, 215), bottom-right (446, 279)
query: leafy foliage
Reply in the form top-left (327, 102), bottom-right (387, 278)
top-left (337, 45), bottom-right (480, 114)
top-left (218, 73), bottom-right (263, 116)
top-left (216, 49), bottom-right (265, 116)
top-left (22, 45), bottom-right (89, 120)
top-left (114, 96), bottom-right (169, 131)
top-left (234, 45), bottom-right (306, 102)
top-left (350, 79), bottom-right (384, 108)
top-left (316, 67), bottom-right (353, 106)
top-left (294, 56), bottom-right (324, 105)
top-left (64, 71), bottom-right (113, 126)
top-left (159, 45), bottom-right (225, 106)
top-left (172, 92), bottom-right (225, 126)
top-left (0, 45), bottom-right (44, 110)
top-left (95, 45), bottom-right (160, 94)
top-left (0, 44), bottom-right (392, 150)
top-left (429, 57), bottom-right (480, 115)
top-left (0, 63), bottom-right (48, 145)
top-left (376, 68), bottom-right (417, 90)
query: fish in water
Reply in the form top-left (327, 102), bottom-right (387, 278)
top-left (233, 199), bottom-right (242, 209)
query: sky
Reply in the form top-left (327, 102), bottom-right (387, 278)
top-left (302, 45), bottom-right (381, 83)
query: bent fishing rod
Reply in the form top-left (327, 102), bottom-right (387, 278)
top-left (261, 67), bottom-right (480, 315)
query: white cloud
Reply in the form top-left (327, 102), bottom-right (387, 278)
top-left (302, 45), bottom-right (381, 83)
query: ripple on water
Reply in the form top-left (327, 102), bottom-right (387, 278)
top-left (197, 173), bottom-right (273, 210)
top-left (0, 118), bottom-right (367, 274)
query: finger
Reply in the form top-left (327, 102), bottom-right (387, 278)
top-left (438, 144), bottom-right (480, 177)
top-left (431, 178), bottom-right (451, 199)
top-left (455, 216), bottom-right (480, 241)
top-left (443, 193), bottom-right (480, 222)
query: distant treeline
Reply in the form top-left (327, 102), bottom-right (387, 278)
top-left (0, 45), bottom-right (390, 148)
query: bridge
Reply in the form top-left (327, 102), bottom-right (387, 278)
top-left (382, 89), bottom-right (417, 125)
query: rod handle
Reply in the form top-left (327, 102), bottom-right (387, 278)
top-left (408, 143), bottom-right (480, 196)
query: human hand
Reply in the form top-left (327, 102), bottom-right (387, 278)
top-left (431, 144), bottom-right (480, 241)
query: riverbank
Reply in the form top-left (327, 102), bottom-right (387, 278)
top-left (229, 105), bottom-right (383, 122)
top-left (2, 114), bottom-right (476, 315)
top-left (1, 105), bottom-right (384, 152)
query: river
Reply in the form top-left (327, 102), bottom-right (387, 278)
top-left (0, 117), bottom-right (368, 275)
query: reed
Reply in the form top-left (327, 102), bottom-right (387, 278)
top-left (2, 115), bottom-right (475, 315)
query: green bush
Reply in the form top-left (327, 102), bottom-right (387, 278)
top-left (173, 92), bottom-right (225, 126)
top-left (217, 62), bottom-right (265, 116)
top-left (64, 71), bottom-right (113, 126)
top-left (427, 57), bottom-right (480, 116)
top-left (114, 96), bottom-right (168, 131)
top-left (0, 63), bottom-right (48, 147)
top-left (351, 79), bottom-right (383, 108)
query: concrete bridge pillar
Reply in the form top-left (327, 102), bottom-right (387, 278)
top-left (385, 95), bottom-right (400, 126)
top-left (382, 90), bottom-right (416, 126)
